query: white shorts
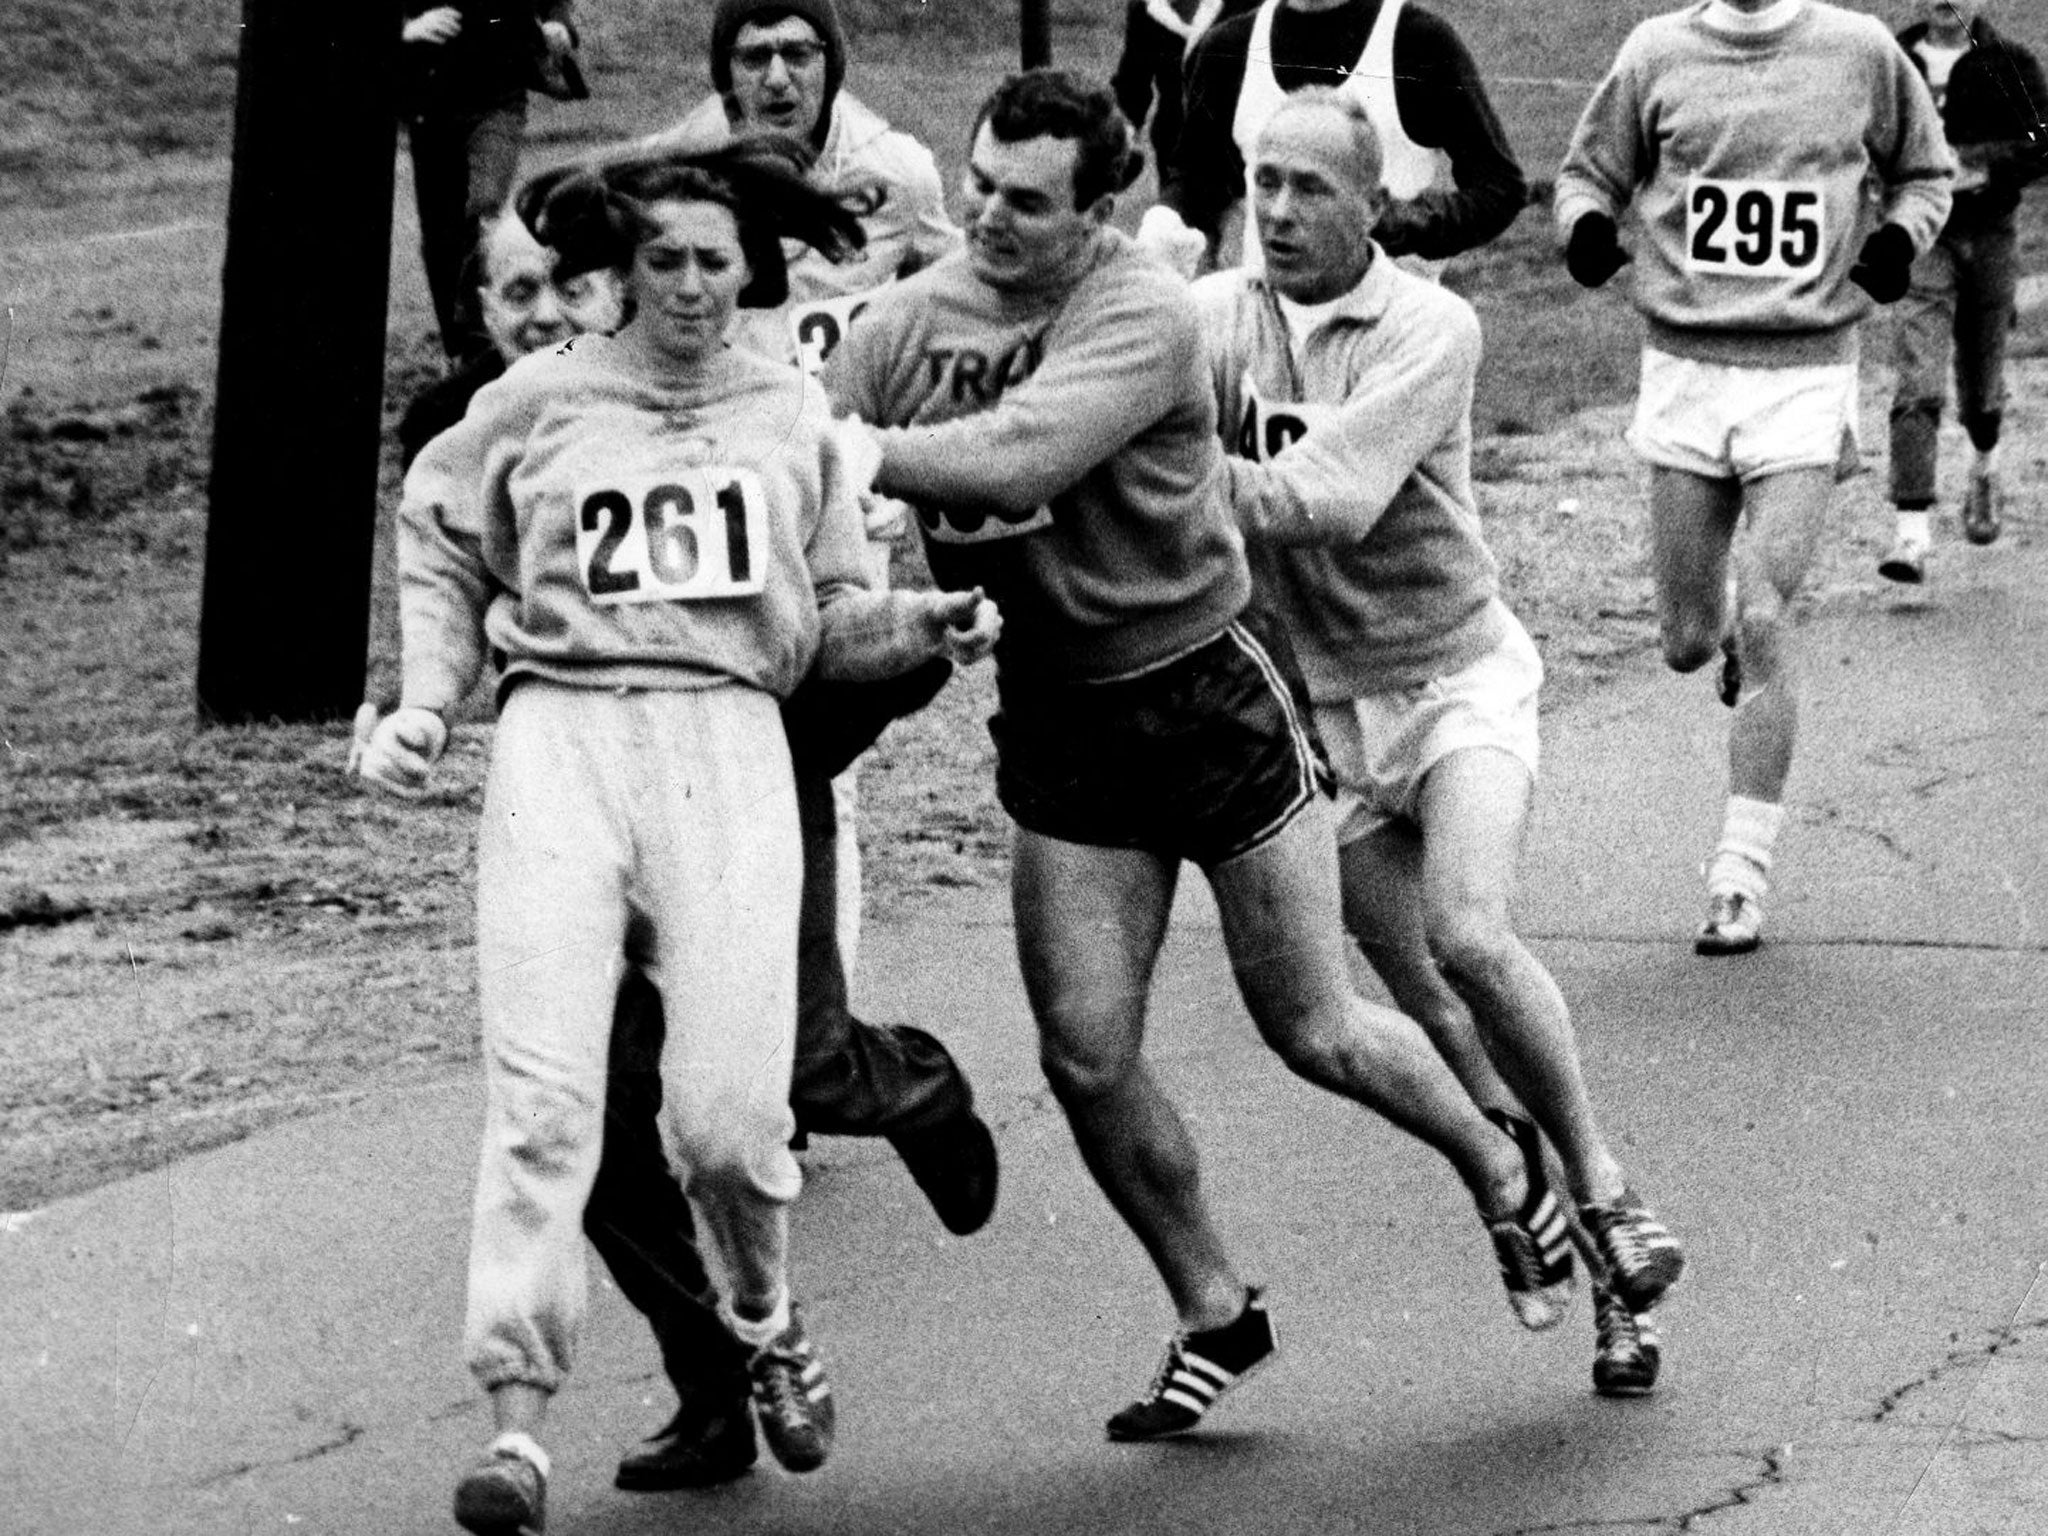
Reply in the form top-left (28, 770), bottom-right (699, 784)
top-left (1628, 348), bottom-right (1858, 484)
top-left (1315, 620), bottom-right (1543, 847)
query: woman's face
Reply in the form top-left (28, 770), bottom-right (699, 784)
top-left (624, 197), bottom-right (751, 367)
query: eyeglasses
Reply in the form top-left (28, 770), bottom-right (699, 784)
top-left (731, 39), bottom-right (825, 72)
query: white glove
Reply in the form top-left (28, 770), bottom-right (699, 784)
top-left (833, 415), bottom-right (885, 496)
top-left (355, 707), bottom-right (449, 800)
top-left (1136, 205), bottom-right (1206, 280)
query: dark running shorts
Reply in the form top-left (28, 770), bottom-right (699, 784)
top-left (989, 605), bottom-right (1332, 869)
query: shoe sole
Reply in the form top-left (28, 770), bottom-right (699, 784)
top-left (1694, 929), bottom-right (1760, 956)
top-left (1593, 1369), bottom-right (1659, 1399)
top-left (1963, 522), bottom-right (2000, 547)
top-left (1877, 559), bottom-right (1925, 585)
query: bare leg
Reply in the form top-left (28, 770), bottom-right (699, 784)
top-left (1204, 797), bottom-right (1523, 1212)
top-left (1647, 467), bottom-right (1742, 676)
top-left (1014, 829), bottom-right (1247, 1332)
top-left (1408, 748), bottom-right (1626, 1204)
top-left (1726, 467), bottom-right (1833, 803)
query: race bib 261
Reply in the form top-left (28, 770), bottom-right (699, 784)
top-left (1684, 177), bottom-right (1826, 279)
top-left (574, 469), bottom-right (769, 605)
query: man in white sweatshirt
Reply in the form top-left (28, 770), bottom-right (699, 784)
top-left (1195, 88), bottom-right (1681, 1397)
top-left (1556, 0), bottom-right (1953, 955)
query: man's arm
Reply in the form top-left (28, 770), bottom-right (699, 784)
top-left (1224, 298), bottom-right (1481, 547)
top-left (869, 275), bottom-right (1204, 515)
top-left (1871, 32), bottom-right (1956, 254)
top-left (1554, 40), bottom-right (1648, 239)
top-left (1157, 18), bottom-right (1252, 244)
top-left (1377, 10), bottom-right (1528, 261)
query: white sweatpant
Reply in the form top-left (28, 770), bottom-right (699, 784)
top-left (464, 681), bottom-right (803, 1393)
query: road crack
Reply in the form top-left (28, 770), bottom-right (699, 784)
top-left (1493, 1445), bottom-right (1789, 1534)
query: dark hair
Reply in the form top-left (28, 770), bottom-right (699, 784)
top-left (972, 69), bottom-right (1145, 211)
top-left (708, 0), bottom-right (847, 150)
top-left (514, 134), bottom-right (864, 308)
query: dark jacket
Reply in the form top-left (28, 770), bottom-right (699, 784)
top-left (1110, 0), bottom-right (1262, 169)
top-left (401, 0), bottom-right (580, 117)
top-left (1897, 15), bottom-right (2048, 230)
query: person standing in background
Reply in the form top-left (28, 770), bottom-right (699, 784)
top-left (1878, 0), bottom-right (2048, 583)
top-left (1137, 0), bottom-right (1525, 278)
top-left (1111, 0), bottom-right (1262, 179)
top-left (400, 0), bottom-right (586, 364)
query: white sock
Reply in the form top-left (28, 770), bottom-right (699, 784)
top-left (1894, 511), bottom-right (1931, 548)
top-left (723, 1290), bottom-right (791, 1350)
top-left (1707, 795), bottom-right (1784, 900)
top-left (1973, 443), bottom-right (2000, 478)
top-left (488, 1430), bottom-right (551, 1480)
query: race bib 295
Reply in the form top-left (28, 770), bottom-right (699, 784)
top-left (1684, 177), bottom-right (1826, 279)
top-left (789, 291), bottom-right (872, 378)
top-left (574, 469), bottom-right (769, 605)
top-left (916, 499), bottom-right (1055, 545)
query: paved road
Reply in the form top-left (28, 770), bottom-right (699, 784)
top-left (3, 534), bottom-right (2043, 1536)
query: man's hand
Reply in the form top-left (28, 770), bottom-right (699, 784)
top-left (540, 18), bottom-right (573, 55)
top-left (1564, 212), bottom-right (1629, 289)
top-left (1848, 224), bottom-right (1915, 304)
top-left (403, 6), bottom-right (463, 45)
top-left (355, 707), bottom-right (449, 799)
top-left (919, 586), bottom-right (1001, 667)
top-left (833, 416), bottom-right (885, 495)
top-left (1136, 205), bottom-right (1206, 280)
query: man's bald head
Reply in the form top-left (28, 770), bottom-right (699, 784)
top-left (1250, 89), bottom-right (1386, 302)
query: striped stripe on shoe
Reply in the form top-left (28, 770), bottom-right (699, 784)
top-left (1105, 1288), bottom-right (1278, 1442)
top-left (1483, 1110), bottom-right (1576, 1331)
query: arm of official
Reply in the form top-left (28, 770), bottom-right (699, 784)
top-left (863, 277), bottom-right (1201, 516)
top-left (808, 422), bottom-right (995, 677)
top-left (1218, 298), bottom-right (1481, 547)
top-left (1373, 13), bottom-right (1528, 261)
top-left (1868, 27), bottom-right (1955, 253)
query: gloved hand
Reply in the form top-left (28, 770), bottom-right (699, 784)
top-left (354, 707), bottom-right (449, 799)
top-left (1848, 223), bottom-right (1914, 304)
top-left (1136, 205), bottom-right (1207, 280)
top-left (1564, 212), bottom-right (1630, 289)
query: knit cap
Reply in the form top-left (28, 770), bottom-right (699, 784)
top-left (708, 0), bottom-right (847, 149)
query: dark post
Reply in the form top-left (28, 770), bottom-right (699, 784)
top-left (198, 0), bottom-right (400, 725)
top-left (1021, 0), bottom-right (1052, 68)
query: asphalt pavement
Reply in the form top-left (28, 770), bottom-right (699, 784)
top-left (4, 529), bottom-right (2044, 1536)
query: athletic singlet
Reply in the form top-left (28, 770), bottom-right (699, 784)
top-left (1230, 0), bottom-right (1452, 280)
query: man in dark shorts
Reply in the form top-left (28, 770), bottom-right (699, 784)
top-left (829, 69), bottom-right (1575, 1441)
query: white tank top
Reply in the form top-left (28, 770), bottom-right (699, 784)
top-left (1230, 0), bottom-right (1452, 280)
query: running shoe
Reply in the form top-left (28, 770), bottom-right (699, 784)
top-left (1482, 1109), bottom-right (1575, 1330)
top-left (454, 1436), bottom-right (547, 1536)
top-left (747, 1306), bottom-right (835, 1473)
top-left (1962, 471), bottom-right (2002, 546)
top-left (1591, 1281), bottom-right (1662, 1398)
top-left (890, 1107), bottom-right (1000, 1236)
top-left (1579, 1188), bottom-right (1685, 1313)
top-left (615, 1395), bottom-right (758, 1491)
top-left (1695, 890), bottom-right (1762, 955)
top-left (1878, 537), bottom-right (1928, 584)
top-left (1106, 1288), bottom-right (1277, 1441)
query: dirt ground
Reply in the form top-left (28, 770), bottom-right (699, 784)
top-left (3, 306), bottom-right (2041, 1214)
